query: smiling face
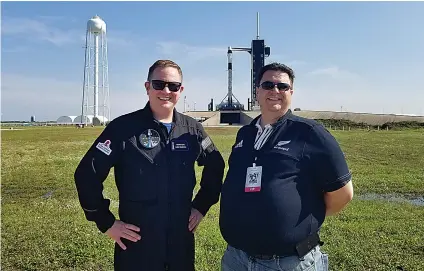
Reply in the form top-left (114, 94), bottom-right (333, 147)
top-left (256, 70), bottom-right (293, 116)
top-left (144, 66), bottom-right (184, 112)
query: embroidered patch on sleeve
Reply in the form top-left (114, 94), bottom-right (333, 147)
top-left (201, 137), bottom-right (212, 150)
top-left (201, 136), bottom-right (215, 153)
top-left (96, 139), bottom-right (112, 155)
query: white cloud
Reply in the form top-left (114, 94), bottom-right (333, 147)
top-left (2, 19), bottom-right (422, 122)
top-left (292, 65), bottom-right (365, 112)
top-left (264, 54), bottom-right (287, 64)
top-left (263, 51), bottom-right (309, 68)
top-left (2, 63), bottom-right (423, 122)
top-left (289, 64), bottom-right (424, 115)
top-left (156, 41), bottom-right (227, 62)
top-left (0, 70), bottom-right (251, 121)
top-left (106, 31), bottom-right (139, 48)
top-left (1, 17), bottom-right (80, 46)
top-left (285, 60), bottom-right (308, 68)
top-left (35, 15), bottom-right (73, 22)
top-left (176, 77), bottom-right (227, 112)
top-left (1, 46), bottom-right (29, 53)
top-left (307, 66), bottom-right (361, 80)
top-left (0, 73), bottom-right (147, 121)
top-left (1, 16), bottom-right (141, 48)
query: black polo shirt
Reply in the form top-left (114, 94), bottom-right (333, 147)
top-left (219, 110), bottom-right (352, 256)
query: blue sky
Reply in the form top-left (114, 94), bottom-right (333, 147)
top-left (2, 1), bottom-right (424, 121)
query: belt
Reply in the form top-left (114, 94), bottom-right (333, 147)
top-left (248, 232), bottom-right (323, 260)
top-left (249, 254), bottom-right (287, 260)
top-left (248, 248), bottom-right (297, 261)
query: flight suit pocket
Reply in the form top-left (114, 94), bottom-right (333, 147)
top-left (170, 137), bottom-right (197, 192)
top-left (119, 142), bottom-right (158, 202)
top-left (177, 157), bottom-right (196, 202)
top-left (123, 167), bottom-right (157, 202)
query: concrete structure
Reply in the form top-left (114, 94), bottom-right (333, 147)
top-left (184, 110), bottom-right (424, 127)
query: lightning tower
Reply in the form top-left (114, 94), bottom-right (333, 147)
top-left (79, 15), bottom-right (110, 126)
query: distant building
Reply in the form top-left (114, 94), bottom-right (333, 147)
top-left (74, 115), bottom-right (109, 125)
top-left (57, 116), bottom-right (77, 125)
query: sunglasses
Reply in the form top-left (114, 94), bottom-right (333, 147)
top-left (151, 80), bottom-right (182, 92)
top-left (259, 81), bottom-right (291, 91)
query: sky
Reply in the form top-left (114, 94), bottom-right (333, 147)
top-left (1, 1), bottom-right (424, 121)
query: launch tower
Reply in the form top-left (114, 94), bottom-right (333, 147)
top-left (214, 12), bottom-right (270, 113)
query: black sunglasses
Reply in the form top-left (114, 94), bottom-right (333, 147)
top-left (151, 80), bottom-right (182, 92)
top-left (259, 81), bottom-right (291, 91)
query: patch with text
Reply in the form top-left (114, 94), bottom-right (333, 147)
top-left (96, 139), bottom-right (112, 155)
top-left (171, 140), bottom-right (189, 151)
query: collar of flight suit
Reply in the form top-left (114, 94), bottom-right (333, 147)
top-left (141, 101), bottom-right (183, 126)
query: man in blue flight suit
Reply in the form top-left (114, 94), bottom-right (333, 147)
top-left (219, 62), bottom-right (354, 271)
top-left (74, 59), bottom-right (225, 270)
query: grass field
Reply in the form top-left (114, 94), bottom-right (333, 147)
top-left (1, 126), bottom-right (424, 271)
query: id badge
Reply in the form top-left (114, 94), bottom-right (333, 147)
top-left (245, 165), bottom-right (262, 192)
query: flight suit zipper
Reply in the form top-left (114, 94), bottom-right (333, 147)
top-left (129, 137), bottom-right (154, 164)
top-left (165, 124), bottom-right (176, 267)
top-left (157, 122), bottom-right (176, 267)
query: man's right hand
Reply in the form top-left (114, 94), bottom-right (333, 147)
top-left (105, 220), bottom-right (141, 250)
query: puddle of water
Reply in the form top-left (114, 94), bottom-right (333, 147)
top-left (356, 193), bottom-right (424, 207)
top-left (42, 191), bottom-right (54, 199)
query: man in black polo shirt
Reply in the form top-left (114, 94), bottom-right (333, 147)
top-left (219, 62), bottom-right (353, 271)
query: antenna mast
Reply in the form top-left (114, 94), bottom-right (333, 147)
top-left (256, 12), bottom-right (260, 39)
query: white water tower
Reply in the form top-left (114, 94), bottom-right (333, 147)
top-left (78, 15), bottom-right (110, 126)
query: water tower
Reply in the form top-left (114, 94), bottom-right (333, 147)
top-left (78, 15), bottom-right (110, 126)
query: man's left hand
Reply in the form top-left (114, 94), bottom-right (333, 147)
top-left (188, 208), bottom-right (204, 232)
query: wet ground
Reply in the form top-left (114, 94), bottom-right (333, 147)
top-left (356, 193), bottom-right (424, 206)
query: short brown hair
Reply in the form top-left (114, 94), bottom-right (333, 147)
top-left (256, 62), bottom-right (295, 87)
top-left (147, 59), bottom-right (183, 81)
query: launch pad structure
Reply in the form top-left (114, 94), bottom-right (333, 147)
top-left (202, 12), bottom-right (271, 125)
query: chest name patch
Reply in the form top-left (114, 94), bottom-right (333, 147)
top-left (171, 140), bottom-right (189, 151)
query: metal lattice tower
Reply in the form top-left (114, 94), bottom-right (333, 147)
top-left (79, 15), bottom-right (110, 126)
top-left (215, 12), bottom-right (270, 112)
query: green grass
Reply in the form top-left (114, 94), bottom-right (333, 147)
top-left (2, 126), bottom-right (424, 271)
